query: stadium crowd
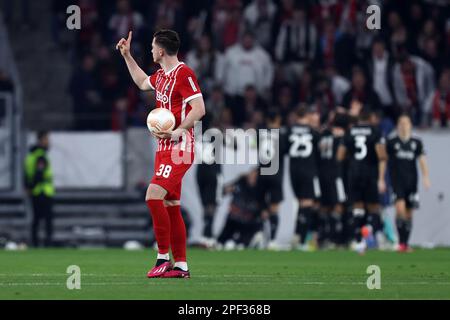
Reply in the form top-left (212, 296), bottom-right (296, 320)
top-left (62, 0), bottom-right (450, 131)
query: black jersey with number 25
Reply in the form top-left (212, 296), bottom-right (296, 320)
top-left (286, 124), bottom-right (320, 174)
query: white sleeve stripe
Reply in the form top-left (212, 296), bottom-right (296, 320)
top-left (147, 77), bottom-right (155, 90)
top-left (188, 76), bottom-right (197, 92)
top-left (184, 93), bottom-right (202, 103)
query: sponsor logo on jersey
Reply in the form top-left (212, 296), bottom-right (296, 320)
top-left (156, 91), bottom-right (169, 104)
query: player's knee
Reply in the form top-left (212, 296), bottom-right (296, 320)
top-left (269, 204), bottom-right (279, 213)
top-left (395, 200), bottom-right (406, 216)
top-left (164, 199), bottom-right (180, 207)
top-left (299, 199), bottom-right (314, 207)
top-left (145, 184), bottom-right (166, 200)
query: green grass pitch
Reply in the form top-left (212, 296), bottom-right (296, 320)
top-left (1, 248), bottom-right (449, 299)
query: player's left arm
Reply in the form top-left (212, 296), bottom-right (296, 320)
top-left (375, 136), bottom-right (388, 193)
top-left (169, 96), bottom-right (206, 141)
top-left (418, 141), bottom-right (431, 189)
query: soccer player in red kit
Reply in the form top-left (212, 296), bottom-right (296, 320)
top-left (116, 29), bottom-right (205, 278)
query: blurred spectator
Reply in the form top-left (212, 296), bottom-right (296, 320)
top-left (312, 75), bottom-right (335, 120)
top-left (108, 0), bottom-right (144, 44)
top-left (392, 43), bottom-right (435, 125)
top-left (233, 85), bottom-right (267, 127)
top-left (1, 0), bottom-right (31, 28)
top-left (421, 38), bottom-right (445, 80)
top-left (50, 0), bottom-right (75, 47)
top-left (211, 0), bottom-right (244, 51)
top-left (69, 54), bottom-right (104, 130)
top-left (342, 66), bottom-right (381, 114)
top-left (243, 0), bottom-right (277, 50)
top-left (325, 65), bottom-right (350, 106)
top-left (367, 38), bottom-right (397, 122)
top-left (318, 18), bottom-right (340, 69)
top-left (275, 83), bottom-right (295, 122)
top-left (130, 91), bottom-right (156, 127)
top-left (275, 4), bottom-right (317, 83)
top-left (217, 169), bottom-right (262, 248)
top-left (221, 30), bottom-right (274, 100)
top-left (425, 69), bottom-right (450, 128)
top-left (204, 85), bottom-right (227, 129)
top-left (298, 67), bottom-right (314, 104)
top-left (0, 70), bottom-right (14, 92)
top-left (186, 34), bottom-right (224, 94)
top-left (417, 19), bottom-right (440, 55)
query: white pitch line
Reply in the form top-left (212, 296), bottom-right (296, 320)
top-left (1, 281), bottom-right (450, 287)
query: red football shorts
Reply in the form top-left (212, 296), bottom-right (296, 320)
top-left (150, 150), bottom-right (194, 200)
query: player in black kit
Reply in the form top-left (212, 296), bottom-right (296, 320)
top-left (318, 112), bottom-right (348, 247)
top-left (337, 109), bottom-right (387, 254)
top-left (256, 111), bottom-right (286, 249)
top-left (387, 113), bottom-right (431, 252)
top-left (287, 107), bottom-right (321, 250)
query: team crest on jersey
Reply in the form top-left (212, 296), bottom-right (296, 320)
top-left (411, 141), bottom-right (416, 150)
top-left (395, 143), bottom-right (400, 150)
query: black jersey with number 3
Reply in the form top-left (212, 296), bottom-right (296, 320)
top-left (343, 124), bottom-right (384, 170)
top-left (286, 124), bottom-right (320, 174)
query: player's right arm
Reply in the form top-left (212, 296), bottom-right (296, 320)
top-left (116, 31), bottom-right (152, 91)
top-left (336, 132), bottom-right (349, 162)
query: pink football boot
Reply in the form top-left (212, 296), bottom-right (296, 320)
top-left (147, 261), bottom-right (173, 278)
top-left (161, 268), bottom-right (191, 279)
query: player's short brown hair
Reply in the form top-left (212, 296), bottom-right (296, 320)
top-left (296, 105), bottom-right (309, 119)
top-left (153, 29), bottom-right (180, 56)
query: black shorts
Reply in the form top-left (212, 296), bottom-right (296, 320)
top-left (289, 169), bottom-right (321, 200)
top-left (392, 183), bottom-right (419, 209)
top-left (257, 173), bottom-right (283, 205)
top-left (196, 164), bottom-right (220, 206)
top-left (348, 169), bottom-right (379, 204)
top-left (319, 174), bottom-right (346, 207)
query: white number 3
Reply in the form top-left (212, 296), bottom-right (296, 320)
top-left (156, 164), bottom-right (172, 178)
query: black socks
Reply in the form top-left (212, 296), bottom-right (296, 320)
top-left (269, 214), bottom-right (279, 240)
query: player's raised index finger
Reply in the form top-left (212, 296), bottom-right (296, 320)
top-left (127, 31), bottom-right (133, 42)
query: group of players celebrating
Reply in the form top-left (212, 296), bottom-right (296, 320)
top-left (198, 107), bottom-right (430, 254)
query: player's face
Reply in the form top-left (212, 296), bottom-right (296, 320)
top-left (151, 39), bottom-right (162, 63)
top-left (398, 116), bottom-right (412, 137)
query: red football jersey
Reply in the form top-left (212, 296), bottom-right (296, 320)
top-left (148, 62), bottom-right (202, 153)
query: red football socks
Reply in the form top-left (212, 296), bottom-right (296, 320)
top-left (166, 205), bottom-right (187, 262)
top-left (146, 200), bottom-right (170, 254)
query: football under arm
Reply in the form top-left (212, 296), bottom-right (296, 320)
top-left (123, 53), bottom-right (152, 91)
top-left (177, 96), bottom-right (206, 130)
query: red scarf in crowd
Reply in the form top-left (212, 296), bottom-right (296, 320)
top-left (431, 90), bottom-right (450, 120)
